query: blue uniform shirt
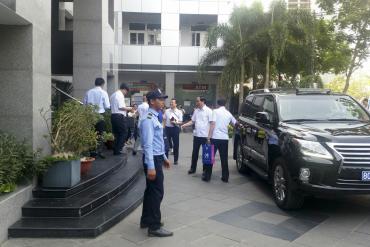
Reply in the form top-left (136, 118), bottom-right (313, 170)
top-left (140, 108), bottom-right (167, 169)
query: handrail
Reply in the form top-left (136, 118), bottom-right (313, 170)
top-left (52, 84), bottom-right (83, 105)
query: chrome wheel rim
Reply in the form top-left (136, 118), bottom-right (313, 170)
top-left (236, 144), bottom-right (243, 170)
top-left (274, 165), bottom-right (286, 202)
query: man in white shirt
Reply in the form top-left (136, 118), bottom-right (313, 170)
top-left (83, 77), bottom-right (110, 132)
top-left (165, 98), bottom-right (183, 165)
top-left (181, 97), bottom-right (213, 175)
top-left (110, 83), bottom-right (133, 155)
top-left (205, 99), bottom-right (237, 182)
top-left (133, 95), bottom-right (149, 155)
top-left (84, 77), bottom-right (110, 158)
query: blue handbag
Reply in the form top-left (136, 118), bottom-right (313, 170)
top-left (202, 144), bottom-right (215, 165)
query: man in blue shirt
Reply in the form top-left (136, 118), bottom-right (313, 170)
top-left (140, 89), bottom-right (173, 237)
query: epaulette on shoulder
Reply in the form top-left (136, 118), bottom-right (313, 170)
top-left (147, 112), bottom-right (153, 119)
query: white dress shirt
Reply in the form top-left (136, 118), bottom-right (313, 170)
top-left (165, 108), bottom-right (183, 127)
top-left (110, 90), bottom-right (127, 115)
top-left (191, 105), bottom-right (213, 138)
top-left (211, 106), bottom-right (237, 140)
top-left (83, 86), bottom-right (110, 113)
top-left (137, 102), bottom-right (149, 128)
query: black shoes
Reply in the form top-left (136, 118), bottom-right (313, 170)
top-left (148, 228), bottom-right (173, 237)
top-left (221, 178), bottom-right (229, 183)
top-left (132, 150), bottom-right (137, 156)
top-left (140, 222), bottom-right (164, 229)
top-left (188, 169), bottom-right (195, 175)
top-left (174, 161), bottom-right (178, 165)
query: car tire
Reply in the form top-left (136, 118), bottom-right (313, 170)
top-left (272, 157), bottom-right (304, 210)
top-left (236, 141), bottom-right (249, 174)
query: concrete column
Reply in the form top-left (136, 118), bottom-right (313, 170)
top-left (165, 72), bottom-right (175, 106)
top-left (0, 0), bottom-right (51, 152)
top-left (73, 0), bottom-right (103, 100)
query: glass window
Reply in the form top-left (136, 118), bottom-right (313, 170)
top-left (278, 95), bottom-right (370, 122)
top-left (147, 24), bottom-right (161, 31)
top-left (138, 33), bottom-right (145, 45)
top-left (262, 96), bottom-right (276, 121)
top-left (192, 33), bottom-right (201, 46)
top-left (130, 33), bottom-right (137, 44)
top-left (129, 23), bottom-right (145, 31)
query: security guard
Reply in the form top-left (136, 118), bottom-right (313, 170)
top-left (140, 89), bottom-right (173, 237)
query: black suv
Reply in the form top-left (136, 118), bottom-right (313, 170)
top-left (234, 88), bottom-right (370, 209)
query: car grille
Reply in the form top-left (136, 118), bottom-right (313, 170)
top-left (332, 144), bottom-right (370, 167)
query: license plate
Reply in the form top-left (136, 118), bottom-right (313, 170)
top-left (362, 171), bottom-right (370, 181)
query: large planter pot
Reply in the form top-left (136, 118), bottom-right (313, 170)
top-left (42, 160), bottom-right (81, 188)
top-left (80, 157), bottom-right (95, 177)
top-left (105, 140), bottom-right (114, 150)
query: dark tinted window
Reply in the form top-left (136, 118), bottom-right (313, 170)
top-left (262, 96), bottom-right (276, 121)
top-left (253, 96), bottom-right (264, 108)
top-left (279, 95), bottom-right (370, 121)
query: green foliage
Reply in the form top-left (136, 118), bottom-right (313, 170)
top-left (325, 76), bottom-right (370, 99)
top-left (40, 101), bottom-right (101, 157)
top-left (317, 0), bottom-right (370, 92)
top-left (199, 0), bottom-right (352, 98)
top-left (102, 110), bottom-right (112, 133)
top-left (102, 132), bottom-right (114, 142)
top-left (0, 133), bottom-right (39, 194)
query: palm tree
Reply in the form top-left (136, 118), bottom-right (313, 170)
top-left (199, 3), bottom-right (266, 106)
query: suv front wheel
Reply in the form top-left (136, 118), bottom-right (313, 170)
top-left (236, 141), bottom-right (248, 174)
top-left (272, 158), bottom-right (304, 210)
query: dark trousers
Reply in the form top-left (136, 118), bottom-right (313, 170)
top-left (166, 127), bottom-right (180, 162)
top-left (141, 155), bottom-right (164, 231)
top-left (190, 136), bottom-right (208, 172)
top-left (111, 114), bottom-right (127, 155)
top-left (204, 139), bottom-right (229, 181)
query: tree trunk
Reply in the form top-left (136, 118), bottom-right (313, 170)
top-left (264, 49), bottom-right (270, 89)
top-left (238, 62), bottom-right (245, 113)
top-left (343, 69), bottom-right (353, 94)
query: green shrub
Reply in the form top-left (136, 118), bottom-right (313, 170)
top-left (38, 101), bottom-right (101, 174)
top-left (103, 110), bottom-right (112, 133)
top-left (41, 100), bottom-right (101, 156)
top-left (0, 133), bottom-right (38, 194)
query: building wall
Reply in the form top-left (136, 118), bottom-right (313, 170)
top-left (0, 0), bottom-right (51, 152)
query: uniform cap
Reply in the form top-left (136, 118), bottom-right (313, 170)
top-left (146, 89), bottom-right (168, 100)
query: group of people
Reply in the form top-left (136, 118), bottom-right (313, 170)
top-left (84, 78), bottom-right (237, 238)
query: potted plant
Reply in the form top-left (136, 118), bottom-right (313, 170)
top-left (103, 132), bottom-right (114, 150)
top-left (80, 156), bottom-right (95, 177)
top-left (38, 101), bottom-right (100, 188)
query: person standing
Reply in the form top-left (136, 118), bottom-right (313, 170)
top-left (181, 97), bottom-right (213, 175)
top-left (165, 99), bottom-right (183, 165)
top-left (110, 83), bottom-right (132, 155)
top-left (133, 95), bottom-right (149, 155)
top-left (140, 89), bottom-right (173, 237)
top-left (203, 99), bottom-right (237, 182)
top-left (83, 77), bottom-right (110, 158)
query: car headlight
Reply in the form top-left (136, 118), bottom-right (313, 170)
top-left (295, 139), bottom-right (333, 160)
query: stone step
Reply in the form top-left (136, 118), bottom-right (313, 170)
top-left (22, 154), bottom-right (142, 217)
top-left (8, 173), bottom-right (145, 238)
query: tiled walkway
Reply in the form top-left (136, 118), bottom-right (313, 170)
top-left (3, 133), bottom-right (370, 247)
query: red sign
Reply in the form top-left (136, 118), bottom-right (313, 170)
top-left (182, 84), bottom-right (209, 91)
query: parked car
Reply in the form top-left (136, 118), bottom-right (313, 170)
top-left (234, 88), bottom-right (370, 210)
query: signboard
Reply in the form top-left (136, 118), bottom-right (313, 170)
top-left (182, 84), bottom-right (209, 91)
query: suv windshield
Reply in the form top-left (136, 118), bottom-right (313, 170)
top-left (278, 95), bottom-right (370, 122)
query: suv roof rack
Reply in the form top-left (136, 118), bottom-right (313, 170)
top-left (248, 88), bottom-right (286, 95)
top-left (295, 88), bottom-right (331, 95)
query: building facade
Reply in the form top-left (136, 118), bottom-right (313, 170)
top-left (112, 0), bottom-right (235, 110)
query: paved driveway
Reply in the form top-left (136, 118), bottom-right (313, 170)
top-left (3, 133), bottom-right (370, 247)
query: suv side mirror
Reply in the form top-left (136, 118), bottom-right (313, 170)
top-left (255, 112), bottom-right (271, 124)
